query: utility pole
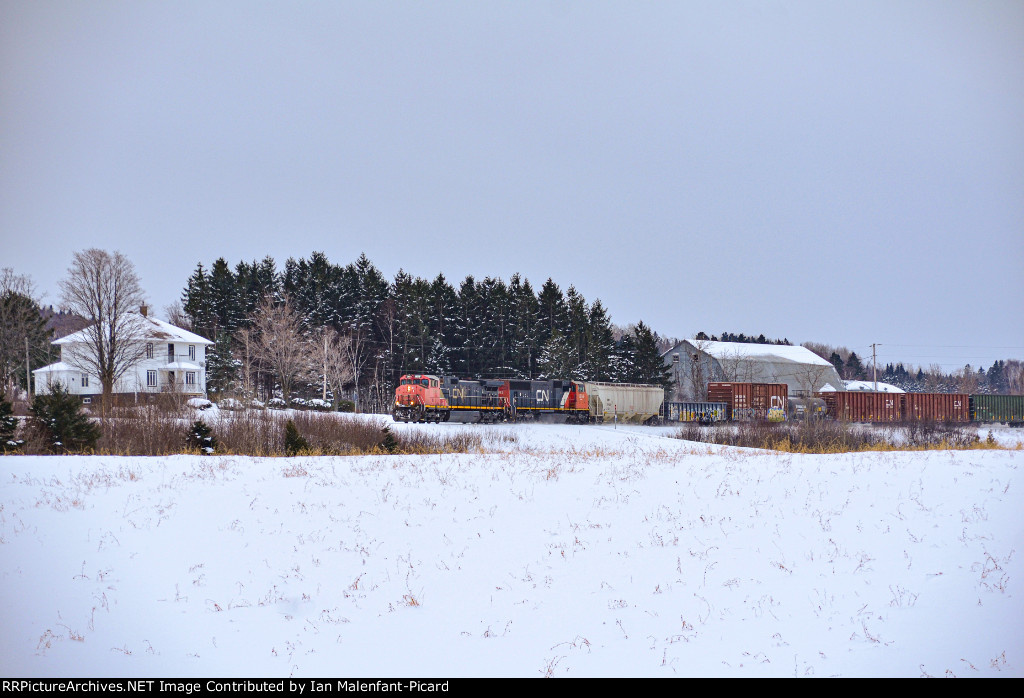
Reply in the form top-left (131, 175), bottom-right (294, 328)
top-left (871, 343), bottom-right (881, 392)
top-left (26, 337), bottom-right (31, 399)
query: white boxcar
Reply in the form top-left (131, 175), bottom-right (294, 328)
top-left (583, 382), bottom-right (665, 423)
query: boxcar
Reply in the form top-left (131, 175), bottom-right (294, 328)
top-left (820, 391), bottom-right (903, 422)
top-left (903, 393), bottom-right (969, 422)
top-left (708, 382), bottom-right (788, 420)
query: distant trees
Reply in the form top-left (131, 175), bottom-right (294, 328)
top-left (177, 251), bottom-right (676, 410)
top-left (58, 250), bottom-right (147, 414)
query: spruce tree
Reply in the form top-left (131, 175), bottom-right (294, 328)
top-left (1, 397), bottom-right (22, 452)
top-left (28, 383), bottom-right (101, 454)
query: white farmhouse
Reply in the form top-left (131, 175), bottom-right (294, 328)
top-left (33, 311), bottom-right (213, 403)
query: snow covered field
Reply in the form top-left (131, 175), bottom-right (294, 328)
top-left (1, 419), bottom-right (1021, 678)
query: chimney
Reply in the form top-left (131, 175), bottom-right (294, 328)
top-left (140, 304), bottom-right (148, 317)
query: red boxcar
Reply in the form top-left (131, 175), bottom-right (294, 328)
top-left (902, 393), bottom-right (969, 422)
top-left (708, 382), bottom-right (787, 420)
top-left (820, 391), bottom-right (903, 422)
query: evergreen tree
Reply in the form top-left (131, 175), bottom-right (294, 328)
top-left (181, 263), bottom-right (216, 340)
top-left (610, 331), bottom-right (637, 383)
top-left (186, 420), bottom-right (217, 455)
top-left (1, 397), bottom-right (22, 452)
top-left (284, 419), bottom-right (309, 455)
top-left (235, 257), bottom-right (280, 323)
top-left (585, 300), bottom-right (616, 381)
top-left (428, 274), bottom-right (458, 373)
top-left (829, 352), bottom-right (845, 377)
top-left (208, 258), bottom-right (242, 337)
top-left (508, 274), bottom-right (540, 378)
top-left (453, 276), bottom-right (483, 377)
top-left (627, 321), bottom-right (672, 388)
top-left (28, 383), bottom-right (101, 453)
top-left (0, 279), bottom-right (52, 394)
top-left (536, 327), bottom-right (574, 378)
top-left (206, 332), bottom-right (241, 396)
top-left (845, 352), bottom-right (865, 380)
top-left (537, 278), bottom-right (567, 348)
top-left (564, 285), bottom-right (589, 377)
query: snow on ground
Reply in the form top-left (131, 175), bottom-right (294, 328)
top-left (1, 418), bottom-right (1021, 677)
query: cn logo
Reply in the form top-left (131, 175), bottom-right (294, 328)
top-left (536, 390), bottom-right (549, 402)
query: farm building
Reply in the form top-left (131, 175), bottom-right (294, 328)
top-left (662, 339), bottom-right (845, 401)
top-left (33, 310), bottom-right (213, 403)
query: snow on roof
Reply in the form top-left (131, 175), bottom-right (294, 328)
top-left (54, 315), bottom-right (212, 346)
top-left (166, 361), bottom-right (203, 370)
top-left (32, 361), bottom-right (75, 374)
top-left (678, 340), bottom-right (834, 367)
top-left (845, 380), bottom-right (905, 393)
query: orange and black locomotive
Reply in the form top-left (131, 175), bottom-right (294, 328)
top-left (393, 374), bottom-right (590, 424)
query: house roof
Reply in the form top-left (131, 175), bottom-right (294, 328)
top-left (54, 316), bottom-right (213, 346)
top-left (33, 361), bottom-right (76, 374)
top-left (165, 361), bottom-right (203, 370)
top-left (665, 340), bottom-right (834, 367)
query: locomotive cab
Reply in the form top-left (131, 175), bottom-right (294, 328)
top-left (393, 374), bottom-right (450, 423)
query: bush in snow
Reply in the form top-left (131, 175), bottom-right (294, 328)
top-left (27, 383), bottom-right (101, 454)
top-left (267, 398), bottom-right (287, 410)
top-left (186, 420), bottom-right (217, 455)
top-left (1, 397), bottom-right (23, 452)
top-left (284, 419), bottom-right (309, 456)
top-left (187, 397), bottom-right (214, 411)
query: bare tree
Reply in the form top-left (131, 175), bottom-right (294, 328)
top-left (315, 327), bottom-right (354, 410)
top-left (955, 364), bottom-right (980, 394)
top-left (343, 325), bottom-right (372, 412)
top-left (163, 300), bottom-right (192, 331)
top-left (1005, 360), bottom-right (1024, 394)
top-left (233, 326), bottom-right (258, 402)
top-left (58, 250), bottom-right (146, 415)
top-left (250, 297), bottom-right (311, 403)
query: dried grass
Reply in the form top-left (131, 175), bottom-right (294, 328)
top-left (675, 419), bottom-right (1001, 453)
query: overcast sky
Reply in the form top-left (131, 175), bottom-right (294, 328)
top-left (2, 1), bottom-right (1021, 372)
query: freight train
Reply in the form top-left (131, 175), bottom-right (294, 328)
top-left (819, 391), bottom-right (1024, 426)
top-left (394, 375), bottom-right (1024, 427)
top-left (392, 374), bottom-right (664, 424)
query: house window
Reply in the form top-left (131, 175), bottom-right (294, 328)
top-left (82, 397), bottom-right (92, 404)
top-left (147, 370), bottom-right (157, 387)
top-left (81, 373), bottom-right (89, 387)
top-left (188, 345), bottom-right (196, 361)
top-left (168, 344), bottom-right (174, 362)
top-left (186, 372), bottom-right (196, 386)
top-left (146, 343), bottom-right (154, 359)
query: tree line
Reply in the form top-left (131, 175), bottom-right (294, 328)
top-left (177, 252), bottom-right (672, 411)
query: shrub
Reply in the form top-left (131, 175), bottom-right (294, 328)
top-left (27, 383), bottom-right (101, 454)
top-left (284, 419), bottom-right (310, 455)
top-left (187, 420), bottom-right (217, 455)
top-left (1, 397), bottom-right (23, 452)
top-left (381, 425), bottom-right (399, 454)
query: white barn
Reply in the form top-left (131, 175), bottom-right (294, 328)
top-left (33, 313), bottom-right (213, 402)
top-left (663, 339), bottom-right (846, 401)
